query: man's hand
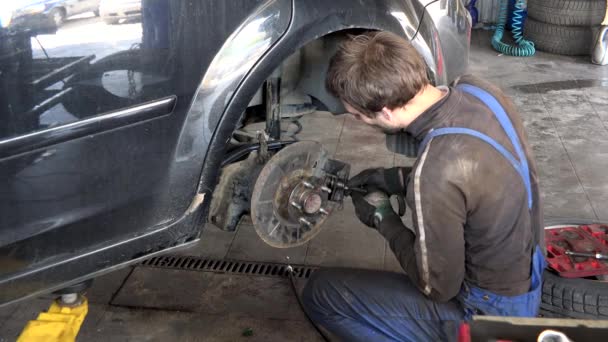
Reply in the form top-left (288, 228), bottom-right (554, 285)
top-left (351, 190), bottom-right (400, 229)
top-left (348, 167), bottom-right (411, 195)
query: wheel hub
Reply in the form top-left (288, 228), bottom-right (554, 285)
top-left (250, 141), bottom-right (349, 248)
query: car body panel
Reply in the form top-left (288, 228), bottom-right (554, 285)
top-left (419, 0), bottom-right (470, 85)
top-left (0, 0), bottom-right (289, 306)
top-left (0, 0), bottom-right (469, 306)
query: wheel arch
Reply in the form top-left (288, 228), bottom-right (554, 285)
top-left (189, 0), bottom-right (449, 226)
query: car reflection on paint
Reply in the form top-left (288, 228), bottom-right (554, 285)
top-left (3, 0), bottom-right (100, 30)
top-left (99, 0), bottom-right (141, 25)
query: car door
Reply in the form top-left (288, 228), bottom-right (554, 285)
top-left (0, 0), bottom-right (291, 304)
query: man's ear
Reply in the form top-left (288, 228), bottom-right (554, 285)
top-left (380, 107), bottom-right (394, 121)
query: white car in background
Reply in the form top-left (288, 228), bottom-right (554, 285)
top-left (3, 0), bottom-right (100, 29)
top-left (99, 0), bottom-right (141, 25)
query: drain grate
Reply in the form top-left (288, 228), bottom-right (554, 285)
top-left (140, 255), bottom-right (317, 279)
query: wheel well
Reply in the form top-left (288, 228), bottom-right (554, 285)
top-left (245, 28), bottom-right (436, 116)
top-left (208, 29), bottom-right (373, 231)
top-left (246, 29), bottom-right (372, 115)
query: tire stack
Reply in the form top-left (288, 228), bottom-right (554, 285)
top-left (525, 0), bottom-right (606, 55)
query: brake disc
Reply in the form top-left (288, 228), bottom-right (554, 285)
top-left (251, 141), bottom-right (340, 248)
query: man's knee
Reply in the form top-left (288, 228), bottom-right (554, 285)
top-left (302, 268), bottom-right (345, 320)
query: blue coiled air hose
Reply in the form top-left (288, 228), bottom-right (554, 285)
top-left (491, 0), bottom-right (535, 56)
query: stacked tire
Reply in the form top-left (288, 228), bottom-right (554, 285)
top-left (525, 0), bottom-right (606, 55)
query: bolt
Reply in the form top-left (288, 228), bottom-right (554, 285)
top-left (291, 201), bottom-right (302, 211)
top-left (285, 257), bottom-right (294, 274)
top-left (303, 181), bottom-right (314, 189)
top-left (321, 186), bottom-right (332, 193)
top-left (319, 208), bottom-right (329, 215)
top-left (299, 217), bottom-right (312, 227)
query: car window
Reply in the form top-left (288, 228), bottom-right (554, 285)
top-left (0, 0), bottom-right (172, 141)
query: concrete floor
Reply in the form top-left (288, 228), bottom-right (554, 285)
top-left (2, 30), bottom-right (608, 341)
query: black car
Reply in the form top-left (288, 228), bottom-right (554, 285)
top-left (0, 0), bottom-right (470, 306)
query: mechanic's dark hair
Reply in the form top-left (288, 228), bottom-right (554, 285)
top-left (326, 31), bottom-right (429, 117)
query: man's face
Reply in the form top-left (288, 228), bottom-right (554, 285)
top-left (343, 102), bottom-right (401, 134)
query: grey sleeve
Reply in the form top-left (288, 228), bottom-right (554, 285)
top-left (405, 142), bottom-right (468, 302)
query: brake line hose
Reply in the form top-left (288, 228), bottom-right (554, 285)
top-left (491, 0), bottom-right (536, 56)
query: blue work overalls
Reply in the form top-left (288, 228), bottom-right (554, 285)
top-left (301, 85), bottom-right (546, 342)
top-left (418, 84), bottom-right (546, 318)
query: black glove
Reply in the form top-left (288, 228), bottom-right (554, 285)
top-left (351, 190), bottom-right (400, 229)
top-left (348, 167), bottom-right (411, 195)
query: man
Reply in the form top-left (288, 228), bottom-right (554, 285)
top-left (302, 31), bottom-right (545, 341)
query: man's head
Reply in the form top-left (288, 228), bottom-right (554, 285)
top-left (326, 31), bottom-right (430, 132)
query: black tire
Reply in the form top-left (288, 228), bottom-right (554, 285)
top-left (524, 18), bottom-right (592, 55)
top-left (540, 219), bottom-right (608, 319)
top-left (528, 0), bottom-right (606, 26)
top-left (541, 270), bottom-right (608, 319)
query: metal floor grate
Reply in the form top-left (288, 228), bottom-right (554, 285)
top-left (141, 255), bottom-right (316, 279)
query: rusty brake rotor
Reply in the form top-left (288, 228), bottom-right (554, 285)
top-left (250, 141), bottom-right (343, 248)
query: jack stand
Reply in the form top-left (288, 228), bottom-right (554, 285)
top-left (17, 293), bottom-right (88, 342)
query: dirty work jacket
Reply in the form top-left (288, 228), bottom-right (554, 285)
top-left (381, 75), bottom-right (544, 303)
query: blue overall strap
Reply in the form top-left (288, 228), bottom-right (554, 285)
top-left (457, 84), bottom-right (532, 208)
top-left (418, 127), bottom-right (531, 208)
top-left (417, 87), bottom-right (532, 209)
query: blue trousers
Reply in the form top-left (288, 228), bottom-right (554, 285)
top-left (302, 268), bottom-right (464, 342)
top-left (302, 246), bottom-right (544, 341)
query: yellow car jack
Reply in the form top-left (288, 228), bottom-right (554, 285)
top-left (17, 293), bottom-right (88, 342)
